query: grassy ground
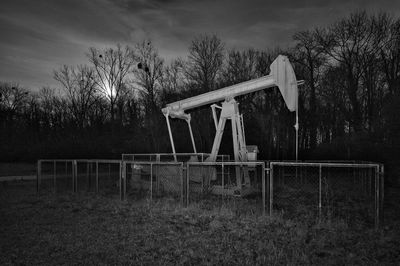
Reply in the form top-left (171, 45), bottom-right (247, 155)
top-left (1, 181), bottom-right (399, 265)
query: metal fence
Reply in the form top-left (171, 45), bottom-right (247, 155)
top-left (37, 159), bottom-right (385, 227)
top-left (121, 161), bottom-right (184, 203)
top-left (37, 159), bottom-right (185, 203)
top-left (37, 160), bottom-right (74, 193)
top-left (37, 159), bottom-right (123, 198)
top-left (268, 161), bottom-right (384, 227)
top-left (186, 161), bottom-right (266, 214)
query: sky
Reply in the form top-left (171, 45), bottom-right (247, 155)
top-left (1, 0), bottom-right (400, 91)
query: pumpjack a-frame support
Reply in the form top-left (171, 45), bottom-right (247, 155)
top-left (207, 99), bottom-right (251, 190)
top-left (163, 97), bottom-right (251, 194)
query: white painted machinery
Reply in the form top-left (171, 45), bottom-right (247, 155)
top-left (162, 55), bottom-right (300, 195)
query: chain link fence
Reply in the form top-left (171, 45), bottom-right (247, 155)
top-left (186, 161), bottom-right (266, 214)
top-left (121, 161), bottom-right (184, 203)
top-left (268, 162), bottom-right (384, 227)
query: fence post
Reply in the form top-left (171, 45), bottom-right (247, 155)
top-left (71, 161), bottom-right (74, 193)
top-left (150, 163), bottom-right (153, 202)
top-left (37, 160), bottom-right (41, 194)
top-left (186, 163), bottom-right (190, 206)
top-left (95, 162), bottom-right (99, 193)
top-left (130, 161), bottom-right (134, 184)
top-left (221, 163), bottom-right (224, 199)
top-left (53, 161), bottom-right (57, 193)
top-left (73, 160), bottom-right (77, 193)
top-left (319, 164), bottom-right (322, 217)
top-left (124, 162), bottom-right (127, 201)
top-left (369, 167), bottom-right (373, 196)
top-left (364, 168), bottom-right (368, 195)
top-left (86, 161), bottom-right (90, 191)
top-left (120, 161), bottom-right (125, 201)
top-left (119, 161), bottom-right (121, 200)
top-left (375, 165), bottom-right (380, 228)
top-left (262, 163), bottom-right (265, 216)
top-left (269, 163), bottom-right (274, 215)
top-left (201, 164), bottom-right (204, 193)
top-left (90, 161), bottom-right (94, 191)
top-left (180, 163), bottom-right (183, 206)
top-left (156, 164), bottom-right (159, 192)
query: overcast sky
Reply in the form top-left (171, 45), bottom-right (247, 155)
top-left (1, 0), bottom-right (400, 90)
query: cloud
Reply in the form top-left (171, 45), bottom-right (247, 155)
top-left (0, 0), bottom-right (399, 89)
top-left (0, 0), bottom-right (136, 89)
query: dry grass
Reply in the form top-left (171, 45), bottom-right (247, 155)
top-left (1, 181), bottom-right (399, 265)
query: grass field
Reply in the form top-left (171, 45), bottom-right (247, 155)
top-left (1, 180), bottom-right (399, 265)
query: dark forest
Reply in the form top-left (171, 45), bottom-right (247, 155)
top-left (1, 11), bottom-right (399, 183)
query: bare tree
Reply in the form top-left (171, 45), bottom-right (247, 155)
top-left (54, 65), bottom-right (97, 128)
top-left (293, 30), bottom-right (326, 149)
top-left (379, 15), bottom-right (400, 96)
top-left (134, 41), bottom-right (164, 113)
top-left (23, 92), bottom-right (40, 130)
top-left (38, 87), bottom-right (64, 130)
top-left (222, 49), bottom-right (258, 85)
top-left (87, 44), bottom-right (136, 122)
top-left (186, 34), bottom-right (224, 93)
top-left (180, 34), bottom-right (225, 151)
top-left (0, 82), bottom-right (29, 113)
top-left (319, 65), bottom-right (349, 141)
top-left (316, 11), bottom-right (388, 132)
top-left (0, 82), bottom-right (29, 128)
top-left (378, 15), bottom-right (400, 147)
top-left (161, 59), bottom-right (185, 93)
top-left (133, 40), bottom-right (165, 151)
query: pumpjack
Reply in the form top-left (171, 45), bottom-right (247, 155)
top-left (162, 55), bottom-right (300, 196)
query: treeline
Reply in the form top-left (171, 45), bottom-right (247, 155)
top-left (1, 11), bottom-right (399, 176)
